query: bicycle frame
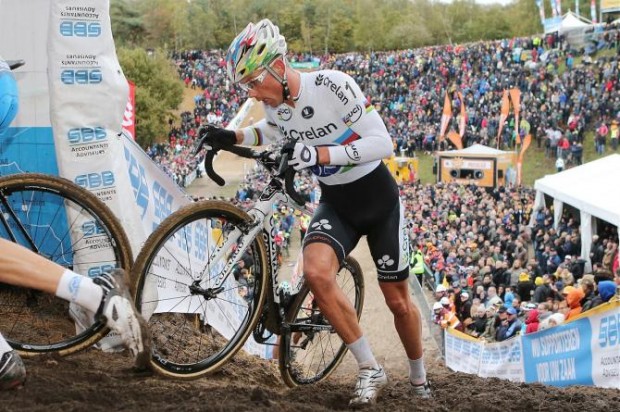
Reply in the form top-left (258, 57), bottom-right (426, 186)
top-left (199, 173), bottom-right (309, 307)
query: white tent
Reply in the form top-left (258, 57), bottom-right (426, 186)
top-left (560, 11), bottom-right (592, 34)
top-left (559, 11), bottom-right (593, 48)
top-left (533, 154), bottom-right (620, 271)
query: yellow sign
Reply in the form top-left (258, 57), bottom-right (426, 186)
top-left (384, 156), bottom-right (418, 183)
top-left (601, 0), bottom-right (620, 9)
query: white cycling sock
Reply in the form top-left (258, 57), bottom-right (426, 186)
top-left (346, 335), bottom-right (379, 370)
top-left (408, 356), bottom-right (427, 385)
top-left (55, 270), bottom-right (103, 313)
top-left (0, 333), bottom-right (12, 356)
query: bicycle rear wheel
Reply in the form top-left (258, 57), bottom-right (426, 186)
top-left (279, 256), bottom-right (364, 387)
top-left (0, 173), bottom-right (132, 356)
top-left (132, 200), bottom-right (269, 379)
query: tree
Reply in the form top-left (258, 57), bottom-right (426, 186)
top-left (117, 47), bottom-right (183, 147)
top-left (110, 0), bottom-right (146, 46)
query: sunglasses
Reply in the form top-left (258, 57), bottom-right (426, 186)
top-left (240, 69), bottom-right (269, 91)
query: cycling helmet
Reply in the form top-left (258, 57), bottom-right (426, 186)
top-left (226, 18), bottom-right (287, 84)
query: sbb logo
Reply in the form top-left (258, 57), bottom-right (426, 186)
top-left (82, 220), bottom-right (106, 237)
top-left (67, 127), bottom-right (107, 144)
top-left (61, 69), bottom-right (102, 85)
top-left (60, 21), bottom-right (101, 37)
top-left (75, 171), bottom-right (115, 189)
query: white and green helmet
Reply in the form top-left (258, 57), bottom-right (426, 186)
top-left (225, 19), bottom-right (287, 84)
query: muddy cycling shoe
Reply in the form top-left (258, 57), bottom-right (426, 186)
top-left (411, 380), bottom-right (433, 399)
top-left (0, 351), bottom-right (26, 390)
top-left (349, 366), bottom-right (388, 407)
top-left (94, 269), bottom-right (151, 370)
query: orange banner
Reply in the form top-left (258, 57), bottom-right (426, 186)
top-left (447, 131), bottom-right (463, 150)
top-left (496, 90), bottom-right (510, 148)
top-left (439, 92), bottom-right (452, 141)
top-left (458, 91), bottom-right (466, 138)
top-left (510, 88), bottom-right (521, 142)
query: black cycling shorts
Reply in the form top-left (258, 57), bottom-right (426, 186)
top-left (303, 163), bottom-right (410, 282)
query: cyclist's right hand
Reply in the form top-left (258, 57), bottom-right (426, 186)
top-left (194, 125), bottom-right (237, 155)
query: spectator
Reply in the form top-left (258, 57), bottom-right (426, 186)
top-left (524, 309), bottom-right (540, 334)
top-left (467, 305), bottom-right (488, 338)
top-left (564, 286), bottom-right (585, 321)
top-left (497, 307), bottom-right (522, 341)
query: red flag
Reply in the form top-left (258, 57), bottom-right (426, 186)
top-left (122, 80), bottom-right (136, 140)
top-left (447, 131), bottom-right (463, 150)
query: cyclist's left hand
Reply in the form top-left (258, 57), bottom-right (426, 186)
top-left (285, 142), bottom-right (317, 171)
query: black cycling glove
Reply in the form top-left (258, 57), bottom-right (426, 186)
top-left (194, 125), bottom-right (237, 155)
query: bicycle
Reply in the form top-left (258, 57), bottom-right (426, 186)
top-left (131, 143), bottom-right (365, 386)
top-left (0, 175), bottom-right (132, 356)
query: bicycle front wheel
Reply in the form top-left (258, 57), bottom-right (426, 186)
top-left (0, 173), bottom-right (132, 356)
top-left (279, 256), bottom-right (364, 387)
top-left (132, 200), bottom-right (269, 379)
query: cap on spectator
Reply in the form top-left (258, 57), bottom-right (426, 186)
top-left (562, 285), bottom-right (575, 295)
top-left (433, 302), bottom-right (443, 311)
top-left (555, 280), bottom-right (564, 291)
top-left (498, 306), bottom-right (508, 313)
top-left (565, 255), bottom-right (571, 261)
top-left (535, 277), bottom-right (544, 286)
top-left (519, 272), bottom-right (530, 282)
top-left (506, 307), bottom-right (517, 316)
top-left (435, 285), bottom-right (447, 293)
top-left (461, 292), bottom-right (469, 299)
top-left (440, 297), bottom-right (450, 306)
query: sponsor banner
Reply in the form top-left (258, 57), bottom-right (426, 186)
top-left (522, 317), bottom-right (593, 386)
top-left (479, 337), bottom-right (524, 382)
top-left (445, 331), bottom-right (483, 374)
top-left (46, 0), bottom-right (272, 358)
top-left (445, 301), bottom-right (620, 388)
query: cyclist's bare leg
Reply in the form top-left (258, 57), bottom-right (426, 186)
top-left (301, 242), bottom-right (362, 344)
top-left (378, 280), bottom-right (423, 360)
top-left (0, 239), bottom-right (63, 293)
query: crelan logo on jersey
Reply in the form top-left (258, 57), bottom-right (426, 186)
top-left (314, 74), bottom-right (349, 105)
top-left (279, 122), bottom-right (338, 141)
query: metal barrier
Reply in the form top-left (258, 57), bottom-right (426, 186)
top-left (409, 265), bottom-right (445, 359)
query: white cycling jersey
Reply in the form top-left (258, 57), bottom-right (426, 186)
top-left (241, 69), bottom-right (393, 186)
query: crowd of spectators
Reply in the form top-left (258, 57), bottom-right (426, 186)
top-left (427, 178), bottom-right (620, 341)
top-left (146, 25), bottom-right (619, 186)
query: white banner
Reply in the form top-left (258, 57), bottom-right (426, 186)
top-left (46, 0), bottom-right (270, 358)
top-left (445, 301), bottom-right (620, 388)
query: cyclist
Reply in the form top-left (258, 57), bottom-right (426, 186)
top-left (197, 19), bottom-right (431, 406)
top-left (0, 56), bottom-right (150, 390)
